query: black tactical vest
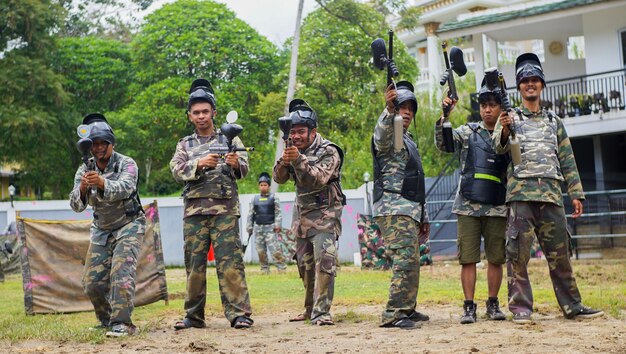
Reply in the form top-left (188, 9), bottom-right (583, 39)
top-left (371, 133), bottom-right (426, 204)
top-left (459, 123), bottom-right (508, 205)
top-left (253, 194), bottom-right (275, 225)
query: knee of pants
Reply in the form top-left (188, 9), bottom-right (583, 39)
top-left (387, 244), bottom-right (418, 271)
top-left (318, 244), bottom-right (337, 276)
top-left (505, 230), bottom-right (521, 263)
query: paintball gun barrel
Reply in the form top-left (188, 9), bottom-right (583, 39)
top-left (439, 42), bottom-right (467, 152)
top-left (371, 30), bottom-right (403, 152)
top-left (371, 30), bottom-right (400, 87)
top-left (203, 123), bottom-right (254, 161)
top-left (484, 67), bottom-right (521, 165)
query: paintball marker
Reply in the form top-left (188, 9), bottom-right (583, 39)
top-left (439, 42), bottom-right (467, 153)
top-left (371, 30), bottom-right (403, 153)
top-left (278, 116), bottom-right (293, 148)
top-left (201, 111), bottom-right (254, 173)
top-left (484, 67), bottom-right (521, 165)
top-left (76, 125), bottom-right (97, 206)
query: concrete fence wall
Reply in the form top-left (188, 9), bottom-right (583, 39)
top-left (0, 186), bottom-right (371, 266)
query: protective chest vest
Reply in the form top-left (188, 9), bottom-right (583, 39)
top-left (253, 194), bottom-right (275, 225)
top-left (92, 155), bottom-right (143, 230)
top-left (372, 133), bottom-right (426, 204)
top-left (513, 110), bottom-right (563, 181)
top-left (459, 123), bottom-right (508, 205)
top-left (294, 138), bottom-right (347, 210)
top-left (182, 133), bottom-right (237, 200)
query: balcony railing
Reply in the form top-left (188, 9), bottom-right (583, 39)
top-left (504, 68), bottom-right (626, 118)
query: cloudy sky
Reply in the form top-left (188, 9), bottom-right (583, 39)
top-left (145, 0), bottom-right (319, 45)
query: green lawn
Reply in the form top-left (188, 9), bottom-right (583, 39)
top-left (0, 258), bottom-right (624, 343)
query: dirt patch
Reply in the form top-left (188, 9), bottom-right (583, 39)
top-left (5, 304), bottom-right (625, 353)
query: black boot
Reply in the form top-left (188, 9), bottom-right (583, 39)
top-left (485, 297), bottom-right (506, 320)
top-left (460, 300), bottom-right (477, 324)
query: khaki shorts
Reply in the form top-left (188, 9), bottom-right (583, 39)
top-left (457, 215), bottom-right (506, 265)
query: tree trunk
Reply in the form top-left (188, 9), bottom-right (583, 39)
top-left (271, 0), bottom-right (305, 193)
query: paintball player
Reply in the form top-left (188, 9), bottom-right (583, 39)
top-left (273, 99), bottom-right (345, 326)
top-left (493, 53), bottom-right (603, 323)
top-left (435, 81), bottom-right (508, 324)
top-left (170, 79), bottom-right (253, 330)
top-left (69, 113), bottom-right (145, 337)
top-left (245, 172), bottom-right (286, 274)
top-left (373, 81), bottom-right (430, 329)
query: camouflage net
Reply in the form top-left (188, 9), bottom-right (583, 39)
top-left (16, 201), bottom-right (168, 315)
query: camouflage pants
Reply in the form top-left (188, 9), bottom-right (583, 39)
top-left (506, 202), bottom-right (583, 317)
top-left (82, 217), bottom-right (144, 327)
top-left (254, 224), bottom-right (286, 272)
top-left (376, 215), bottom-right (420, 325)
top-left (183, 214), bottom-right (252, 326)
top-left (295, 232), bottom-right (337, 322)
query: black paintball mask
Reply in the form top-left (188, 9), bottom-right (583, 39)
top-left (515, 53), bottom-right (545, 89)
top-left (288, 99), bottom-right (318, 129)
top-left (77, 113), bottom-right (115, 145)
top-left (477, 77), bottom-right (502, 105)
top-left (187, 78), bottom-right (217, 112)
top-left (258, 172), bottom-right (271, 185)
top-left (396, 80), bottom-right (418, 114)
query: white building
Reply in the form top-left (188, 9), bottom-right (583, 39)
top-left (397, 0), bottom-right (626, 192)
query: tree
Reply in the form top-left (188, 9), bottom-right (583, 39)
top-left (270, 0), bottom-right (418, 190)
top-left (108, 77), bottom-right (189, 196)
top-left (314, 0), bottom-right (421, 37)
top-left (61, 0), bottom-right (154, 40)
top-left (52, 36), bottom-right (134, 115)
top-left (110, 0), bottom-right (285, 195)
top-left (0, 0), bottom-right (74, 199)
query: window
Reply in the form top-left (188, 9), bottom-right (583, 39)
top-left (496, 39), bottom-right (544, 65)
top-left (567, 36), bottom-right (585, 60)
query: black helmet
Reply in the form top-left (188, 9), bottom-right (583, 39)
top-left (78, 113), bottom-right (115, 145)
top-left (396, 81), bottom-right (418, 113)
top-left (288, 99), bottom-right (317, 128)
top-left (187, 78), bottom-right (216, 110)
top-left (477, 77), bottom-right (502, 104)
top-left (258, 172), bottom-right (271, 184)
top-left (515, 53), bottom-right (545, 88)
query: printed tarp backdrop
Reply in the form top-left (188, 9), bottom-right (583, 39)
top-left (16, 201), bottom-right (168, 315)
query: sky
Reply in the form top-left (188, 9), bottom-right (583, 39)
top-left (145, 0), bottom-right (319, 45)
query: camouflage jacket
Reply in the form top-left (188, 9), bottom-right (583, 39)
top-left (372, 108), bottom-right (429, 223)
top-left (492, 107), bottom-right (585, 206)
top-left (434, 119), bottom-right (507, 217)
top-left (273, 133), bottom-right (344, 239)
top-left (69, 151), bottom-right (145, 245)
top-left (246, 193), bottom-right (282, 233)
top-left (169, 130), bottom-right (248, 218)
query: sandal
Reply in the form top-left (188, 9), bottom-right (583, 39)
top-left (381, 318), bottom-right (417, 330)
top-left (311, 317), bottom-right (334, 326)
top-left (232, 316), bottom-right (254, 329)
top-left (289, 313), bottom-right (310, 322)
top-left (173, 318), bottom-right (205, 331)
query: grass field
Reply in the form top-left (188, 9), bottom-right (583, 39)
top-left (0, 257), bottom-right (624, 345)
